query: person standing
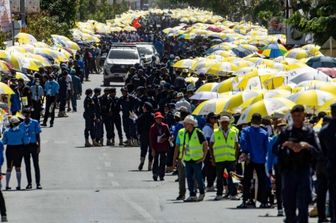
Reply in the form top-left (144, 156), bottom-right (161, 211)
top-left (149, 112), bottom-right (170, 181)
top-left (136, 102), bottom-right (154, 171)
top-left (58, 70), bottom-right (68, 118)
top-left (42, 75), bottom-right (59, 128)
top-left (273, 105), bottom-right (320, 223)
top-left (0, 139), bottom-right (7, 222)
top-left (100, 88), bottom-right (113, 146)
top-left (210, 115), bottom-right (239, 201)
top-left (92, 88), bottom-right (103, 146)
top-left (30, 79), bottom-right (44, 122)
top-left (110, 88), bottom-right (123, 146)
top-left (237, 113), bottom-right (269, 208)
top-left (202, 112), bottom-right (218, 192)
top-left (83, 89), bottom-right (96, 147)
top-left (70, 68), bottom-right (82, 112)
top-left (20, 108), bottom-right (42, 190)
top-left (180, 115), bottom-right (208, 202)
top-left (318, 103), bottom-right (336, 223)
top-left (2, 116), bottom-right (25, 191)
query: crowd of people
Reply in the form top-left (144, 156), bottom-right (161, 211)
top-left (79, 12), bottom-right (336, 223)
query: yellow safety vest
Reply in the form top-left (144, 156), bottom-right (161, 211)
top-left (177, 128), bottom-right (186, 159)
top-left (212, 127), bottom-right (237, 163)
top-left (182, 128), bottom-right (204, 162)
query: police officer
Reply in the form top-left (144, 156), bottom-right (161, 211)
top-left (92, 88), bottom-right (103, 146)
top-left (210, 115), bottom-right (239, 201)
top-left (273, 105), bottom-right (320, 223)
top-left (180, 115), bottom-right (208, 202)
top-left (20, 108), bottom-right (42, 190)
top-left (83, 89), bottom-right (96, 147)
top-left (100, 88), bottom-right (113, 146)
top-left (318, 103), bottom-right (336, 223)
top-left (110, 88), bottom-right (123, 146)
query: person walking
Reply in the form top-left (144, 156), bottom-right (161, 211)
top-left (20, 108), bottom-right (42, 190)
top-left (149, 112), bottom-right (170, 181)
top-left (318, 103), bottom-right (336, 223)
top-left (237, 113), bottom-right (270, 208)
top-left (210, 115), bottom-right (239, 201)
top-left (273, 105), bottom-right (320, 223)
top-left (83, 89), bottom-right (96, 147)
top-left (30, 78), bottom-right (44, 122)
top-left (202, 112), bottom-right (218, 192)
top-left (180, 115), bottom-right (208, 202)
top-left (42, 75), bottom-right (59, 128)
top-left (0, 138), bottom-right (7, 222)
top-left (136, 102), bottom-right (154, 171)
top-left (2, 116), bottom-right (25, 190)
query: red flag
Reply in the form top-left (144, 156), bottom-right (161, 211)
top-left (132, 17), bottom-right (141, 29)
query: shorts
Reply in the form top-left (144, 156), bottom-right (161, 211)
top-left (6, 145), bottom-right (24, 168)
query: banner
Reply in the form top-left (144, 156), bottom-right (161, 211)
top-left (0, 0), bottom-right (12, 32)
top-left (10, 0), bottom-right (40, 13)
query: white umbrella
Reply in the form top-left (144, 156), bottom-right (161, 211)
top-left (190, 92), bottom-right (219, 100)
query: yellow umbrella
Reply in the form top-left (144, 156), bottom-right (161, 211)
top-left (215, 78), bottom-right (238, 93)
top-left (297, 80), bottom-right (336, 95)
top-left (206, 62), bottom-right (238, 75)
top-left (196, 83), bottom-right (219, 92)
top-left (15, 72), bottom-right (30, 82)
top-left (192, 98), bottom-right (230, 115)
top-left (263, 75), bottom-right (287, 90)
top-left (285, 48), bottom-right (309, 59)
top-left (173, 59), bottom-right (196, 69)
top-left (51, 35), bottom-right (80, 51)
top-left (0, 60), bottom-right (10, 74)
top-left (237, 98), bottom-right (295, 125)
top-left (0, 82), bottom-right (14, 94)
top-left (223, 90), bottom-right (261, 112)
top-left (288, 90), bottom-right (335, 108)
top-left (318, 99), bottom-right (336, 113)
top-left (15, 33), bottom-right (37, 44)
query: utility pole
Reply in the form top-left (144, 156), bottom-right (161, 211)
top-left (20, 0), bottom-right (26, 32)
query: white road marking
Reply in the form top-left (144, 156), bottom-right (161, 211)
top-left (120, 193), bottom-right (155, 223)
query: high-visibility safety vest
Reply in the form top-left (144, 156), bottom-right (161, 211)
top-left (212, 128), bottom-right (237, 163)
top-left (177, 128), bottom-right (186, 159)
top-left (180, 128), bottom-right (204, 161)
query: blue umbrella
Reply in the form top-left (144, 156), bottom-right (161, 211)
top-left (306, 56), bottom-right (336, 68)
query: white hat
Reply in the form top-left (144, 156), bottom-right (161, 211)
top-left (174, 111), bottom-right (181, 118)
top-left (183, 115), bottom-right (198, 126)
top-left (219, 115), bottom-right (230, 122)
top-left (177, 92), bottom-right (184, 98)
top-left (10, 116), bottom-right (20, 124)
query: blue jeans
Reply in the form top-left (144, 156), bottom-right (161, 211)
top-left (282, 168), bottom-right (311, 223)
top-left (185, 162), bottom-right (205, 196)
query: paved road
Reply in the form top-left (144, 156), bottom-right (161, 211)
top-left (3, 74), bottom-right (299, 223)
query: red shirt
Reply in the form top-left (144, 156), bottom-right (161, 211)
top-left (149, 122), bottom-right (170, 153)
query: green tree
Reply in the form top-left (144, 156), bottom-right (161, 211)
top-left (41, 0), bottom-right (78, 26)
top-left (27, 13), bottom-right (70, 43)
top-left (287, 0), bottom-right (336, 45)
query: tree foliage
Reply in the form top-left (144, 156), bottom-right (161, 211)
top-left (27, 13), bottom-right (70, 43)
top-left (41, 0), bottom-right (78, 26)
top-left (287, 0), bottom-right (336, 45)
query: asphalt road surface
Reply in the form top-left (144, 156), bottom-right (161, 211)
top-left (3, 74), bottom-right (304, 223)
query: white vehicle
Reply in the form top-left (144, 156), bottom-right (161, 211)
top-left (136, 43), bottom-right (160, 65)
top-left (103, 45), bottom-right (141, 85)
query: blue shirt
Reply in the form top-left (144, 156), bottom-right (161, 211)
top-left (19, 118), bottom-right (41, 144)
top-left (30, 85), bottom-right (44, 101)
top-left (240, 126), bottom-right (268, 164)
top-left (266, 135), bottom-right (279, 173)
top-left (44, 80), bottom-right (60, 96)
top-left (0, 141), bottom-right (4, 166)
top-left (10, 93), bottom-right (21, 114)
top-left (2, 127), bottom-right (25, 145)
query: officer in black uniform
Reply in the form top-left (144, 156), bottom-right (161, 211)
top-left (100, 88), bottom-right (113, 146)
top-left (92, 88), bottom-right (102, 146)
top-left (318, 103), bottom-right (336, 223)
top-left (273, 105), bottom-right (320, 223)
top-left (110, 88), bottom-right (123, 146)
top-left (83, 89), bottom-right (96, 147)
